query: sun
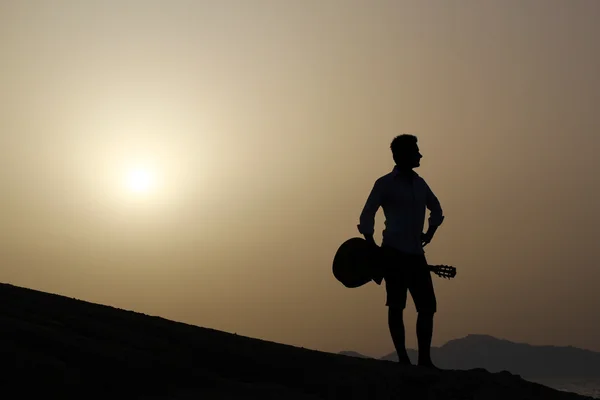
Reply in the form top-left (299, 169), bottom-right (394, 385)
top-left (125, 167), bottom-right (155, 194)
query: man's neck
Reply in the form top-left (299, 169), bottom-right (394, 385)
top-left (393, 165), bottom-right (414, 175)
top-left (393, 165), bottom-right (417, 183)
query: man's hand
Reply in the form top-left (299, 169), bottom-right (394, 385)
top-left (364, 234), bottom-right (377, 247)
top-left (421, 231), bottom-right (434, 248)
top-left (422, 225), bottom-right (440, 248)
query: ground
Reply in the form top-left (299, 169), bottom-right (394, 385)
top-left (0, 283), bottom-right (594, 399)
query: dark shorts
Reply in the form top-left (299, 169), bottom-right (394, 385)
top-left (381, 245), bottom-right (437, 313)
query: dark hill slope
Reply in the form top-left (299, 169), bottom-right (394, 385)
top-left (0, 283), bottom-right (593, 399)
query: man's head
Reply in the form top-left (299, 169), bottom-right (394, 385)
top-left (390, 134), bottom-right (422, 169)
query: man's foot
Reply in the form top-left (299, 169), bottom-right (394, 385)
top-left (417, 361), bottom-right (442, 371)
top-left (397, 356), bottom-right (412, 366)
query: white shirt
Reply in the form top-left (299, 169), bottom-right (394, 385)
top-left (358, 166), bottom-right (444, 255)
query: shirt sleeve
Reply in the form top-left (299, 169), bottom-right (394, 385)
top-left (358, 179), bottom-right (383, 235)
top-left (425, 182), bottom-right (445, 227)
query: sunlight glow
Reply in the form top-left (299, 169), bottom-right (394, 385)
top-left (125, 167), bottom-right (155, 194)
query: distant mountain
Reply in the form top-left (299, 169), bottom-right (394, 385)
top-left (381, 334), bottom-right (600, 378)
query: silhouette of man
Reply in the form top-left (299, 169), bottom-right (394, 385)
top-left (358, 134), bottom-right (444, 369)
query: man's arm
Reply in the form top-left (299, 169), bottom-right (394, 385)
top-left (422, 182), bottom-right (444, 246)
top-left (358, 179), bottom-right (383, 245)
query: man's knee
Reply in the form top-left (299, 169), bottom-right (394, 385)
top-left (388, 306), bottom-right (404, 324)
top-left (388, 306), bottom-right (404, 317)
top-left (414, 291), bottom-right (437, 314)
top-left (417, 310), bottom-right (435, 318)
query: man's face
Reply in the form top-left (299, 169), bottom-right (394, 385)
top-left (399, 144), bottom-right (422, 169)
top-left (411, 145), bottom-right (423, 168)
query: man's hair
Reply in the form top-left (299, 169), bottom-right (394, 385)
top-left (390, 134), bottom-right (418, 158)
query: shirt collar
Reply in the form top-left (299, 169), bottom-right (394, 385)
top-left (391, 165), bottom-right (419, 179)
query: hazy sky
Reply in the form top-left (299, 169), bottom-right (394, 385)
top-left (1, 0), bottom-right (599, 357)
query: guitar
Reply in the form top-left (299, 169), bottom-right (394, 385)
top-left (333, 237), bottom-right (457, 288)
top-left (429, 265), bottom-right (456, 279)
top-left (372, 264), bottom-right (456, 285)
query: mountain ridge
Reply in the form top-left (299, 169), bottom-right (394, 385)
top-left (375, 334), bottom-right (600, 378)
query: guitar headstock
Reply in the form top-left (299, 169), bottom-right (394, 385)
top-left (430, 264), bottom-right (456, 279)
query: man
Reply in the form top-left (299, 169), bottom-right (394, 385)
top-left (358, 134), bottom-right (444, 369)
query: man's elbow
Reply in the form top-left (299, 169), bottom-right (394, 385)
top-left (429, 210), bottom-right (445, 227)
top-left (357, 219), bottom-right (375, 235)
top-left (358, 212), bottom-right (376, 234)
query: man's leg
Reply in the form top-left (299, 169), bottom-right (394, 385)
top-left (388, 307), bottom-right (411, 365)
top-left (416, 312), bottom-right (435, 366)
top-left (382, 246), bottom-right (411, 365)
top-left (410, 255), bottom-right (438, 368)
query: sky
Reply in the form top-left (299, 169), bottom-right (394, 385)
top-left (1, 0), bottom-right (599, 358)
